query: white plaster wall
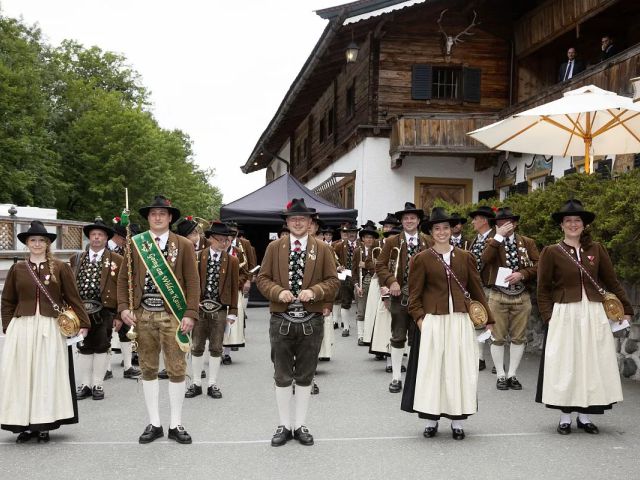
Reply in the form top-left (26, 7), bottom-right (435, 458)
top-left (305, 137), bottom-right (495, 224)
top-left (268, 141), bottom-right (291, 179)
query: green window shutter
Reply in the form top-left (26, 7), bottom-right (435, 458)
top-left (412, 64), bottom-right (432, 100)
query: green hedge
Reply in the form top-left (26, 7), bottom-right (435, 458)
top-left (433, 170), bottom-right (640, 283)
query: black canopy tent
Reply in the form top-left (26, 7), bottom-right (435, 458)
top-left (220, 173), bottom-right (358, 225)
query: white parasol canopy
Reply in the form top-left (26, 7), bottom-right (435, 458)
top-left (468, 85), bottom-right (640, 173)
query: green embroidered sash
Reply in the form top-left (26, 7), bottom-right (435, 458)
top-left (132, 231), bottom-right (191, 352)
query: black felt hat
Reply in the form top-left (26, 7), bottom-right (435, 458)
top-left (340, 222), bottom-right (360, 233)
top-left (18, 220), bottom-right (57, 244)
top-left (174, 216), bottom-right (198, 237)
top-left (450, 213), bottom-right (467, 226)
top-left (468, 205), bottom-right (496, 220)
top-left (421, 207), bottom-right (460, 233)
top-left (494, 207), bottom-right (520, 223)
top-left (379, 213), bottom-right (400, 226)
top-left (205, 221), bottom-right (233, 238)
top-left (83, 217), bottom-right (114, 240)
top-left (281, 198), bottom-right (316, 218)
top-left (551, 199), bottom-right (595, 225)
top-left (359, 220), bottom-right (380, 239)
top-left (139, 195), bottom-right (181, 225)
top-left (395, 202), bottom-right (424, 220)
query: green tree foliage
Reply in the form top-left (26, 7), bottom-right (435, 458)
top-left (434, 171), bottom-right (640, 282)
top-left (0, 13), bottom-right (221, 223)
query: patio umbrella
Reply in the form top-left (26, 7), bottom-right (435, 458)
top-left (468, 85), bottom-right (640, 173)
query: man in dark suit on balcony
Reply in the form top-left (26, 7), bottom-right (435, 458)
top-left (600, 35), bottom-right (617, 61)
top-left (558, 47), bottom-right (585, 82)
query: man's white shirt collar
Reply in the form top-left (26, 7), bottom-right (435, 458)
top-left (290, 234), bottom-right (308, 251)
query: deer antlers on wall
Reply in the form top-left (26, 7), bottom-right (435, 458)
top-left (436, 9), bottom-right (480, 56)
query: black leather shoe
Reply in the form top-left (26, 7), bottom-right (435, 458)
top-left (577, 418), bottom-right (599, 434)
top-left (123, 366), bottom-right (142, 379)
top-left (401, 365), bottom-right (407, 373)
top-left (507, 376), bottom-right (522, 390)
top-left (491, 366), bottom-right (497, 374)
top-left (358, 337), bottom-right (364, 346)
top-left (16, 431), bottom-right (34, 443)
top-left (92, 385), bottom-right (105, 400)
top-left (389, 379), bottom-right (402, 393)
top-left (185, 384), bottom-right (203, 398)
top-left (341, 330), bottom-right (350, 337)
top-left (222, 355), bottom-right (232, 365)
top-left (385, 365), bottom-right (392, 373)
top-left (293, 426), bottom-right (314, 446)
top-left (319, 357), bottom-right (330, 361)
top-left (76, 384), bottom-right (92, 400)
top-left (36, 431), bottom-right (50, 443)
top-left (158, 369), bottom-right (169, 379)
top-left (207, 385), bottom-right (222, 399)
top-left (311, 381), bottom-right (320, 395)
top-left (132, 352), bottom-right (139, 366)
top-left (333, 322), bottom-right (339, 330)
top-left (496, 377), bottom-right (509, 390)
top-left (271, 425), bottom-right (292, 447)
top-left (557, 422), bottom-right (571, 435)
top-left (139, 424), bottom-right (164, 444)
top-left (168, 425), bottom-right (192, 444)
top-left (451, 426), bottom-right (465, 440)
top-left (201, 370), bottom-right (206, 378)
top-left (423, 423), bottom-right (438, 438)
top-left (103, 370), bottom-right (113, 381)
top-left (479, 359), bottom-right (486, 371)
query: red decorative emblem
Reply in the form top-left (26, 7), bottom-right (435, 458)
top-left (113, 216), bottom-right (121, 224)
top-left (186, 215), bottom-right (193, 221)
top-left (491, 205), bottom-right (498, 212)
top-left (286, 201), bottom-right (293, 209)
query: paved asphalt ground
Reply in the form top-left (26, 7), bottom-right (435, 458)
top-left (0, 307), bottom-right (639, 480)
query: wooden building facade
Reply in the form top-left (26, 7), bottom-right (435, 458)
top-left (242, 0), bottom-right (640, 222)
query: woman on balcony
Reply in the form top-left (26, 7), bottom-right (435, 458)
top-left (0, 221), bottom-right (90, 443)
top-left (536, 199), bottom-right (633, 435)
top-left (401, 207), bottom-right (494, 440)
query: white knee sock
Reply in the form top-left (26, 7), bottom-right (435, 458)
top-left (391, 347), bottom-right (404, 381)
top-left (341, 308), bottom-right (350, 330)
top-left (560, 413), bottom-right (572, 424)
top-left (105, 351), bottom-right (112, 372)
top-left (275, 386), bottom-right (293, 428)
top-left (191, 355), bottom-right (204, 387)
top-left (121, 341), bottom-right (133, 370)
top-left (223, 347), bottom-right (231, 356)
top-left (142, 379), bottom-right (161, 427)
top-left (478, 343), bottom-right (485, 361)
top-left (451, 420), bottom-right (464, 429)
top-left (76, 353), bottom-right (93, 387)
top-left (333, 305), bottom-right (341, 324)
top-left (425, 419), bottom-right (438, 428)
top-left (577, 413), bottom-right (591, 424)
top-left (208, 356), bottom-right (221, 386)
top-left (357, 320), bottom-right (364, 338)
top-left (491, 344), bottom-right (506, 377)
top-left (507, 344), bottom-right (525, 378)
top-left (294, 385), bottom-right (312, 429)
top-left (92, 353), bottom-right (108, 387)
top-left (386, 356), bottom-right (392, 367)
top-left (403, 345), bottom-right (411, 364)
top-left (168, 380), bottom-right (186, 428)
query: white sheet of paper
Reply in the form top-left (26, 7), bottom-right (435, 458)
top-left (476, 330), bottom-right (492, 343)
top-left (338, 269), bottom-right (352, 281)
top-left (495, 267), bottom-right (512, 287)
top-left (66, 334), bottom-right (84, 346)
top-left (610, 319), bottom-right (630, 332)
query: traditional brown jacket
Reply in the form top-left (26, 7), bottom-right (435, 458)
top-left (257, 235), bottom-right (339, 313)
top-left (333, 239), bottom-right (363, 272)
top-left (116, 231), bottom-right (200, 319)
top-left (2, 259), bottom-right (91, 332)
top-left (408, 247), bottom-right (494, 324)
top-left (537, 241), bottom-right (633, 322)
top-left (480, 233), bottom-right (539, 286)
top-left (375, 232), bottom-right (433, 289)
top-left (230, 237), bottom-right (256, 288)
top-left (352, 244), bottom-right (376, 284)
top-left (70, 249), bottom-right (123, 311)
top-left (198, 248), bottom-right (239, 315)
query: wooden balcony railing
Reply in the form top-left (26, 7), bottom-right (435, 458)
top-left (389, 113), bottom-right (499, 163)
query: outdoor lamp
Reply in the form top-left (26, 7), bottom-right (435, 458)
top-left (345, 40), bottom-right (359, 63)
top-left (631, 77), bottom-right (640, 102)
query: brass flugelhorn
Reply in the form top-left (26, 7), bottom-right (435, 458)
top-left (389, 239), bottom-right (405, 280)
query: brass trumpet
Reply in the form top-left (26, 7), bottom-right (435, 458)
top-left (389, 239), bottom-right (405, 280)
top-left (371, 246), bottom-right (382, 262)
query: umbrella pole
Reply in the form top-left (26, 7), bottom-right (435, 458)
top-left (584, 139), bottom-right (591, 174)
